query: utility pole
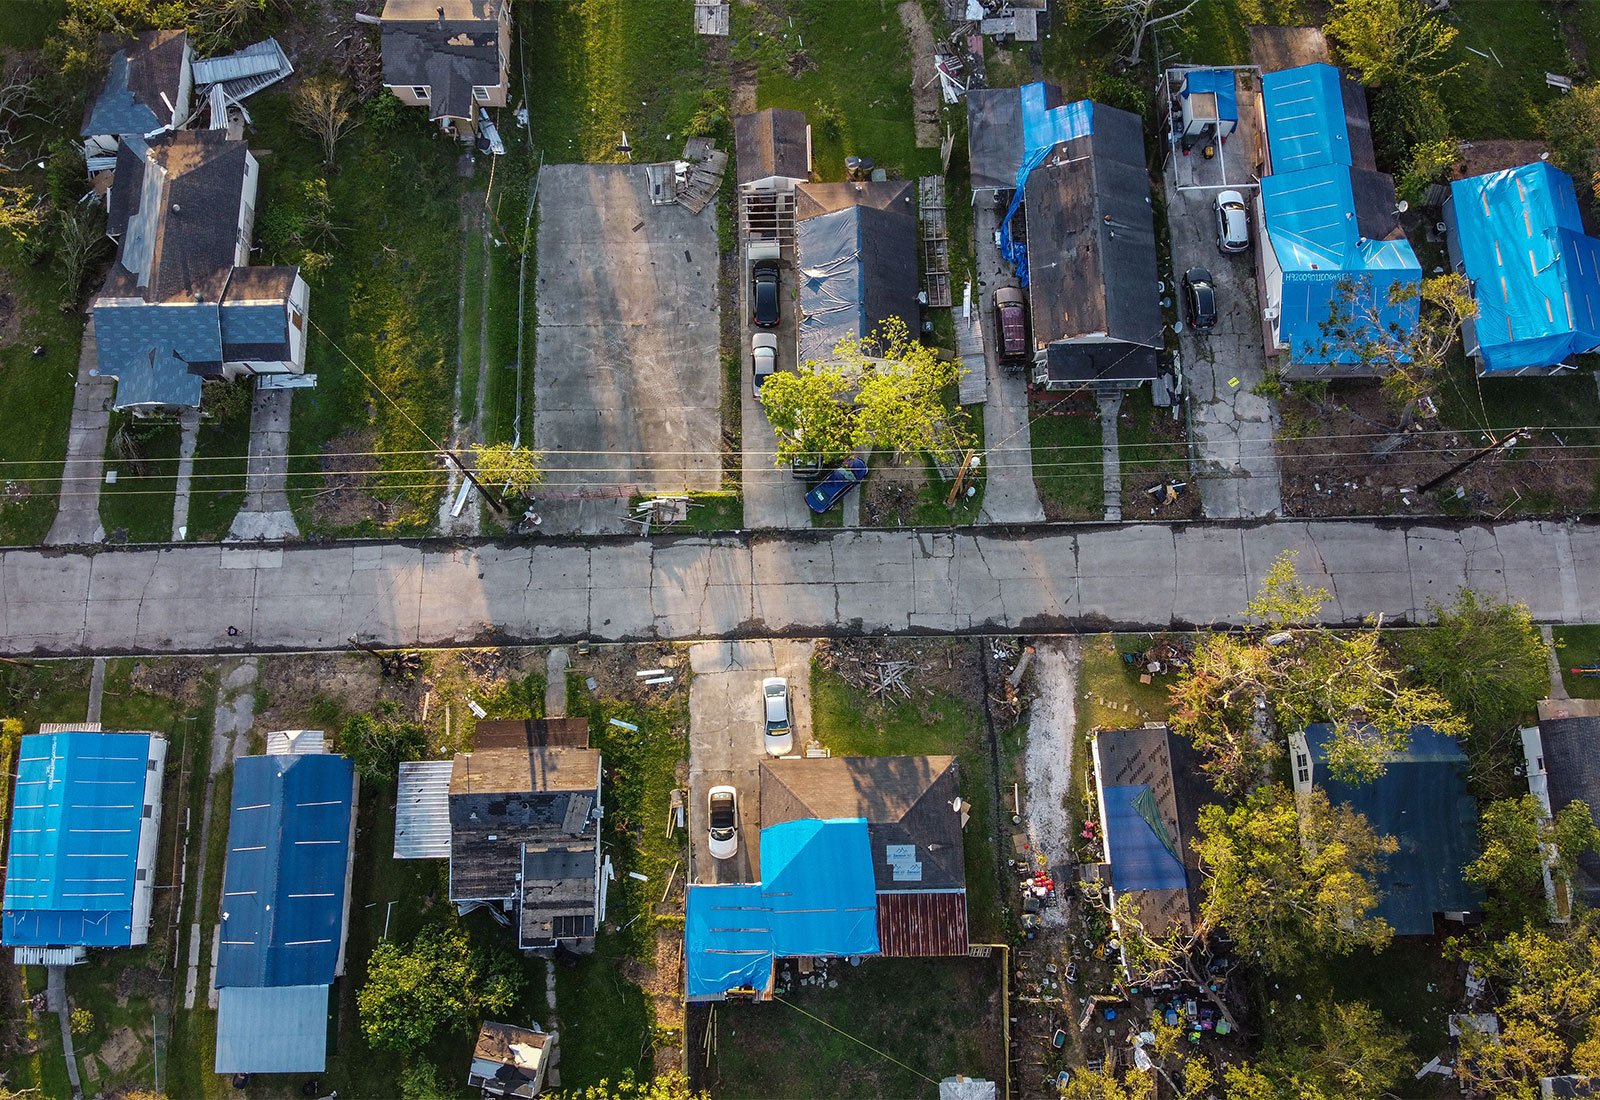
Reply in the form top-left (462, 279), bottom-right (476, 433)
top-left (1413, 428), bottom-right (1529, 496)
top-left (945, 451), bottom-right (981, 507)
top-left (442, 449), bottom-right (506, 514)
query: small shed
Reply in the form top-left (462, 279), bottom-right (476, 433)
top-left (469, 1021), bottom-right (556, 1098)
top-left (1177, 70), bottom-right (1239, 146)
top-left (735, 109), bottom-right (812, 192)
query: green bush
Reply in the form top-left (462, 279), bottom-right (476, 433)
top-left (69, 1007), bottom-right (92, 1034)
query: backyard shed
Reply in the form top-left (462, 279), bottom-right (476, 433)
top-left (1177, 69), bottom-right (1239, 146)
top-left (734, 108), bottom-right (812, 192)
top-left (468, 1020), bottom-right (556, 1097)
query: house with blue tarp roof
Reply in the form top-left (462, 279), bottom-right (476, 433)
top-left (2, 727), bottom-right (168, 966)
top-left (1444, 161), bottom-right (1600, 375)
top-left (1257, 64), bottom-right (1421, 375)
top-left (1291, 724), bottom-right (1482, 936)
top-left (214, 746), bottom-right (357, 1076)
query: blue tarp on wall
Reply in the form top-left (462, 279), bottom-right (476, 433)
top-left (3, 731), bottom-right (152, 948)
top-left (1450, 161), bottom-right (1600, 372)
top-left (1102, 785), bottom-right (1188, 892)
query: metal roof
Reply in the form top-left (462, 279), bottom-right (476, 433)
top-left (395, 759), bottom-right (453, 859)
top-left (876, 891), bottom-right (969, 956)
top-left (216, 754), bottom-right (356, 988)
top-left (2, 730), bottom-right (161, 948)
top-left (214, 985), bottom-right (329, 1073)
top-left (192, 38), bottom-right (293, 101)
top-left (264, 729), bottom-right (326, 755)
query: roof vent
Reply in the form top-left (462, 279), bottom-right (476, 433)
top-left (437, 5), bottom-right (446, 27)
top-left (170, 203), bottom-right (181, 214)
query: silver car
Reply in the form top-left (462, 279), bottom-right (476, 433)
top-left (707, 785), bottom-right (738, 860)
top-left (1215, 189), bottom-right (1249, 253)
top-left (762, 676), bottom-right (793, 756)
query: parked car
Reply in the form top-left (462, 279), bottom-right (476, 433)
top-left (1183, 267), bottom-right (1217, 332)
top-left (1215, 190), bottom-right (1249, 253)
top-left (707, 785), bottom-right (738, 860)
top-left (751, 332), bottom-right (778, 394)
top-left (761, 676), bottom-right (792, 756)
top-left (804, 457), bottom-right (869, 513)
top-left (751, 259), bottom-right (780, 328)
top-left (993, 286), bottom-right (1029, 361)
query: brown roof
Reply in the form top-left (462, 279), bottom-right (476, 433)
top-left (473, 717), bottom-right (591, 751)
top-left (794, 179), bottom-right (914, 221)
top-left (221, 266), bottom-right (299, 302)
top-left (734, 109), bottom-right (810, 185)
top-left (450, 743), bottom-right (600, 795)
top-left (876, 891), bottom-right (968, 956)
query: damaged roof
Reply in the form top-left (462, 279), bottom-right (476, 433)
top-left (381, 0), bottom-right (504, 120)
top-left (734, 109), bottom-right (811, 184)
top-left (81, 30), bottom-right (188, 138)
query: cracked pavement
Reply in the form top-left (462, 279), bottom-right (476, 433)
top-left (2, 520), bottom-right (1598, 654)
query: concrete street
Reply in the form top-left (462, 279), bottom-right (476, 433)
top-left (1, 519), bottom-right (1597, 654)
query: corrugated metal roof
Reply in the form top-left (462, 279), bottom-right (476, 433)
top-left (264, 729), bottom-right (326, 755)
top-left (2, 730), bottom-right (159, 948)
top-left (216, 754), bottom-right (355, 987)
top-left (215, 985), bottom-right (329, 1073)
top-left (193, 38), bottom-right (293, 101)
top-left (395, 760), bottom-right (453, 859)
top-left (876, 890), bottom-right (968, 956)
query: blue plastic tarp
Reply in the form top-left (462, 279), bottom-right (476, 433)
top-left (1262, 64), bottom-right (1351, 173)
top-left (3, 731), bottom-right (152, 948)
top-left (1102, 785), bottom-right (1188, 892)
top-left (998, 84), bottom-right (1096, 286)
top-left (1450, 162), bottom-right (1600, 372)
top-left (1181, 70), bottom-right (1238, 129)
top-left (685, 883), bottom-right (774, 1000)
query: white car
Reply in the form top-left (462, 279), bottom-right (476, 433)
top-left (752, 332), bottom-right (778, 394)
top-left (707, 785), bottom-right (738, 860)
top-left (1215, 189), bottom-right (1249, 253)
top-left (762, 676), bottom-right (793, 756)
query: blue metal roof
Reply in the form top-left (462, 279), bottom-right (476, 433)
top-left (1449, 161), bottom-right (1600, 372)
top-left (216, 754), bottom-right (355, 988)
top-left (1103, 784), bottom-right (1188, 892)
top-left (685, 818), bottom-right (881, 1000)
top-left (1181, 70), bottom-right (1238, 125)
top-left (215, 985), bottom-right (330, 1074)
top-left (1262, 64), bottom-right (1351, 173)
top-left (1305, 724), bottom-right (1483, 936)
top-left (2, 731), bottom-right (153, 948)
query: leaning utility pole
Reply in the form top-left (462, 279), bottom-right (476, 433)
top-left (1413, 427), bottom-right (1529, 496)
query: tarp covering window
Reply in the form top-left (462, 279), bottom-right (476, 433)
top-left (1448, 162), bottom-right (1600, 372)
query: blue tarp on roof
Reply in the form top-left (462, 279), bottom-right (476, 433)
top-left (998, 84), bottom-right (1096, 286)
top-left (1103, 785), bottom-right (1188, 892)
top-left (215, 754), bottom-right (355, 988)
top-left (1181, 70), bottom-right (1238, 127)
top-left (1450, 162), bottom-right (1600, 372)
top-left (685, 818), bottom-right (881, 1000)
top-left (1259, 65), bottom-right (1421, 363)
top-left (1305, 723), bottom-right (1483, 936)
top-left (3, 731), bottom-right (152, 948)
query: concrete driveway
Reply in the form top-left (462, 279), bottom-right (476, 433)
top-left (533, 165), bottom-right (722, 534)
top-left (686, 639), bottom-right (814, 885)
top-left (1163, 79), bottom-right (1283, 520)
top-left (740, 242), bottom-right (811, 529)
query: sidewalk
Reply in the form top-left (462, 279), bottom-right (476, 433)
top-left (45, 316), bottom-right (113, 547)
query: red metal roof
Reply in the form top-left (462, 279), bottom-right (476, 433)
top-left (876, 891), bottom-right (969, 956)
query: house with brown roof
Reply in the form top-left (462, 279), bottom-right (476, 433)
top-left (380, 0), bottom-right (511, 139)
top-left (734, 109), bottom-right (812, 193)
top-left (81, 30), bottom-right (194, 172)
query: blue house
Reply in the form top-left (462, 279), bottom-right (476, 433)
top-left (2, 727), bottom-right (168, 965)
top-left (1444, 161), bottom-right (1600, 375)
top-left (1292, 724), bottom-right (1482, 936)
top-left (213, 747), bottom-right (357, 1076)
top-left (1258, 64), bottom-right (1422, 375)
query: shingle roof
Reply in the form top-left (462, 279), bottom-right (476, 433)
top-left (1536, 714), bottom-right (1600, 907)
top-left (734, 109), bottom-right (811, 185)
top-left (81, 30), bottom-right (188, 139)
top-left (519, 843), bottom-right (597, 948)
top-left (966, 84), bottom-right (1063, 190)
top-left (381, 0), bottom-right (503, 121)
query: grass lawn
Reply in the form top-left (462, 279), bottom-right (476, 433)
top-left (552, 931), bottom-right (655, 1085)
top-left (460, 209), bottom-right (486, 425)
top-left (1441, 1), bottom-right (1569, 141)
top-left (1030, 402), bottom-right (1104, 521)
top-left (1071, 634), bottom-right (1179, 833)
top-left (99, 413), bottom-right (181, 543)
top-left (1169, 0), bottom-right (1323, 68)
top-left (1553, 624), bottom-right (1600, 699)
top-left (1289, 937), bottom-right (1455, 1072)
top-left (0, 0), bottom-right (66, 48)
top-left (185, 389), bottom-right (256, 541)
top-left (1117, 388), bottom-right (1190, 509)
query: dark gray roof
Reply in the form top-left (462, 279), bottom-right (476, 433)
top-left (1339, 73), bottom-right (1378, 172)
top-left (1024, 106), bottom-right (1162, 350)
top-left (734, 109), bottom-right (810, 185)
top-left (1538, 715), bottom-right (1600, 908)
top-left (759, 757), bottom-right (966, 891)
top-left (519, 843), bottom-right (597, 947)
top-left (1351, 167), bottom-right (1405, 242)
top-left (381, 0), bottom-right (503, 122)
top-left (81, 30), bottom-right (188, 139)
top-left (106, 136), bottom-right (148, 240)
top-left (220, 270), bottom-right (298, 361)
top-left (1045, 341), bottom-right (1160, 386)
top-left (966, 84), bottom-right (1062, 190)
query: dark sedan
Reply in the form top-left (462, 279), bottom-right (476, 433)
top-left (804, 457), bottom-right (868, 513)
top-left (751, 259), bottom-right (780, 328)
top-left (1184, 267), bottom-right (1217, 332)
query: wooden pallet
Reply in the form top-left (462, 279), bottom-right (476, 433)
top-left (925, 270), bottom-right (952, 309)
top-left (676, 148), bottom-right (727, 214)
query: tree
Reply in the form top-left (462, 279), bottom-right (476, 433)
top-left (1055, 1062), bottom-right (1154, 1100)
top-left (55, 200), bottom-right (109, 303)
top-left (1220, 999), bottom-right (1410, 1100)
top-left (358, 925), bottom-right (526, 1054)
top-left (558, 1072), bottom-right (710, 1100)
top-left (1169, 552), bottom-right (1468, 795)
top-left (292, 76), bottom-right (359, 170)
top-left (756, 364), bottom-right (856, 466)
top-left (0, 179), bottom-right (45, 246)
top-left (1324, 0), bottom-right (1459, 88)
top-left (1076, 0), bottom-right (1202, 68)
top-left (1402, 591), bottom-right (1549, 737)
top-left (398, 1060), bottom-right (452, 1100)
top-left (1467, 794), bottom-right (1600, 931)
top-left (1398, 137), bottom-right (1461, 204)
top-left (1298, 274), bottom-right (1478, 411)
top-left (1193, 785), bottom-right (1398, 971)
top-left (1544, 81), bottom-right (1600, 206)
top-left (339, 704), bottom-right (426, 782)
top-left (470, 442), bottom-right (545, 497)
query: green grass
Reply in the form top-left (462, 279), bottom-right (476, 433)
top-left (1290, 938), bottom-right (1454, 1069)
top-left (2, 966), bottom-right (72, 1100)
top-left (0, 0), bottom-right (65, 48)
top-left (1029, 402), bottom-right (1105, 521)
top-left (99, 414), bottom-right (181, 542)
top-left (685, 491), bottom-right (744, 531)
top-left (1076, 634), bottom-right (1178, 734)
top-left (1441, 0), bottom-right (1570, 141)
top-left (185, 392), bottom-right (255, 541)
top-left (1553, 624), bottom-right (1600, 699)
top-left (1170, 0), bottom-right (1322, 68)
top-left (552, 932), bottom-right (655, 1085)
top-left (461, 210), bottom-right (486, 425)
top-left (1118, 388), bottom-right (1191, 510)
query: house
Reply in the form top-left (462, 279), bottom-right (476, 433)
top-left (734, 109), bottom-right (812, 193)
top-left (794, 180), bottom-right (918, 361)
top-left (468, 1020), bottom-right (558, 1098)
top-left (380, 0), bottom-right (511, 139)
top-left (392, 718), bottom-right (603, 952)
top-left (1257, 63), bottom-right (1421, 375)
top-left (1088, 727), bottom-right (1210, 962)
top-left (81, 30), bottom-right (193, 173)
top-left (1443, 162), bottom-right (1600, 376)
top-left (1541, 1076), bottom-right (1596, 1099)
top-left (92, 129), bottom-right (309, 410)
top-left (966, 83), bottom-right (1162, 390)
top-left (1, 726), bottom-right (167, 966)
top-left (1291, 723), bottom-right (1482, 935)
top-left (213, 741), bottom-right (357, 1076)
top-left (1523, 698), bottom-right (1600, 914)
top-left (686, 755), bottom-right (970, 1003)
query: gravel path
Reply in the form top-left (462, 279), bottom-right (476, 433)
top-left (1022, 639), bottom-right (1079, 930)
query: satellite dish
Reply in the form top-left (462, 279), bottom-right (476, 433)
top-left (1395, 199), bottom-right (1410, 213)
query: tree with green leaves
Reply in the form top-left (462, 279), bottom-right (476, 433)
top-left (1324, 0), bottom-right (1459, 88)
top-left (1467, 794), bottom-right (1600, 932)
top-left (558, 1072), bottom-right (709, 1100)
top-left (358, 925), bottom-right (524, 1054)
top-left (1193, 784), bottom-right (1398, 972)
top-left (1544, 82), bottom-right (1600, 207)
top-left (339, 703), bottom-right (426, 782)
top-left (1169, 552), bottom-right (1468, 795)
top-left (1055, 1061), bottom-right (1154, 1100)
top-left (1402, 590), bottom-right (1549, 737)
top-left (1220, 999), bottom-right (1410, 1100)
top-left (1398, 136), bottom-right (1461, 204)
top-left (471, 442), bottom-right (545, 498)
